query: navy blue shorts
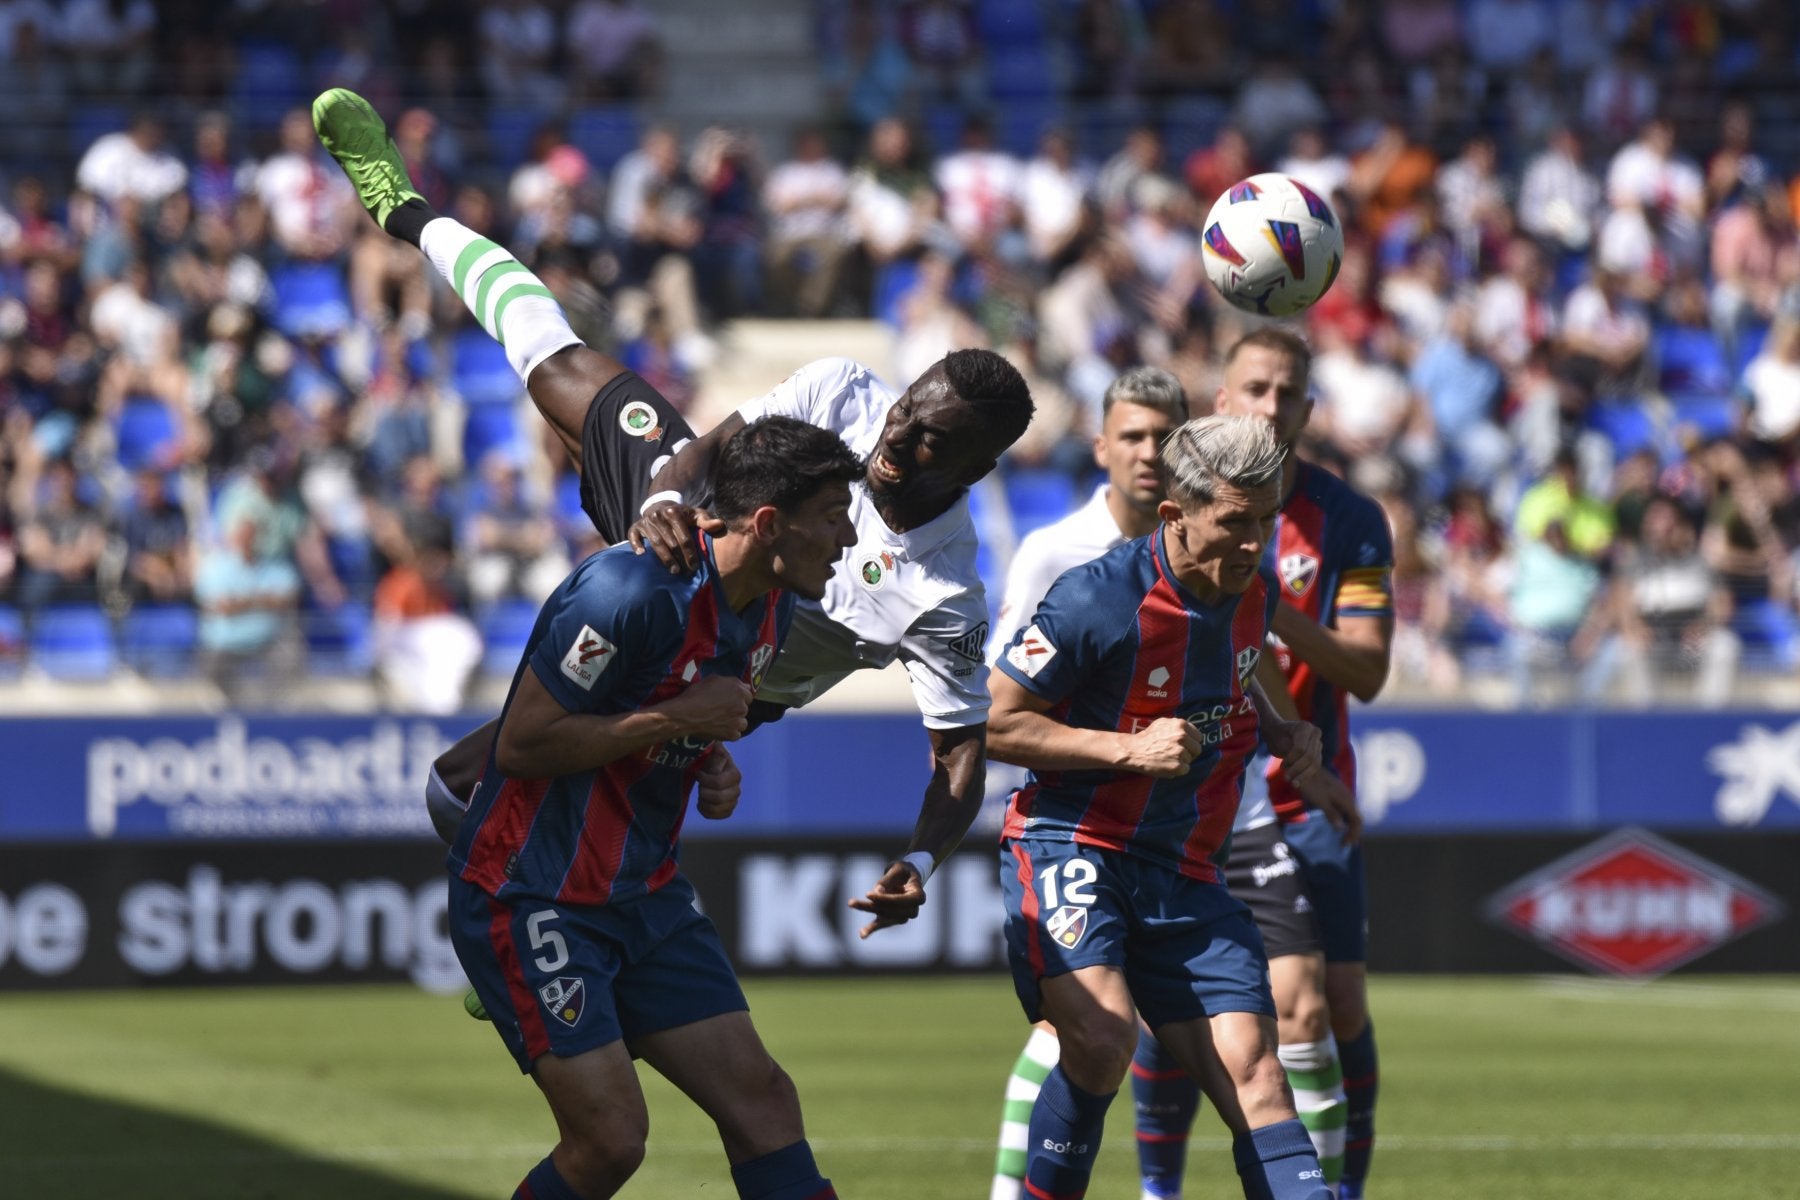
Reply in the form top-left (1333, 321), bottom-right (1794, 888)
top-left (449, 873), bottom-right (747, 1073)
top-left (1283, 813), bottom-right (1367, 964)
top-left (1000, 838), bottom-right (1275, 1030)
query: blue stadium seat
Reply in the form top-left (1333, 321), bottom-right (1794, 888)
top-left (229, 42), bottom-right (305, 132)
top-left (487, 106), bottom-right (552, 173)
top-left (1160, 96), bottom-right (1231, 164)
top-left (987, 47), bottom-right (1058, 99)
top-left (1587, 400), bottom-right (1659, 459)
top-left (115, 396), bottom-right (180, 471)
top-left (463, 403), bottom-right (523, 467)
top-left (921, 101), bottom-right (966, 157)
top-left (271, 262), bottom-right (352, 339)
top-left (567, 106), bottom-right (641, 173)
top-left (68, 104), bottom-right (127, 153)
top-left (1735, 322), bottom-right (1770, 374)
top-left (1074, 102), bottom-right (1147, 162)
top-left (976, 0), bottom-right (1048, 47)
top-left (1004, 467), bottom-right (1077, 538)
top-left (121, 605), bottom-right (199, 678)
top-left (1735, 597), bottom-right (1799, 672)
top-left (555, 472), bottom-right (587, 530)
top-left (305, 604), bottom-right (373, 676)
top-left (452, 328), bottom-right (521, 406)
top-left (479, 599), bottom-right (542, 678)
top-left (327, 534), bottom-right (378, 600)
top-left (32, 605), bottom-right (117, 681)
top-left (996, 97), bottom-right (1064, 158)
top-left (873, 258), bottom-right (922, 328)
top-left (1656, 325), bottom-right (1731, 398)
top-left (1671, 394), bottom-right (1741, 441)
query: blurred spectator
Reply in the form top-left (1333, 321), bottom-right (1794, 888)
top-left (1278, 128), bottom-right (1351, 210)
top-left (1348, 121), bottom-right (1439, 240)
top-left (478, 0), bottom-right (562, 110)
top-left (1038, 234), bottom-right (1141, 422)
top-left (1705, 100), bottom-right (1771, 213)
top-left (1583, 493), bottom-right (1739, 706)
top-left (935, 115), bottom-right (1021, 249)
top-left (1183, 128), bottom-right (1252, 214)
top-left (195, 514), bottom-right (302, 707)
top-left (1553, 0), bottom-right (1633, 75)
top-left (255, 109), bottom-right (357, 261)
top-left (188, 113), bottom-right (243, 221)
top-left (688, 126), bottom-right (764, 318)
top-left (1070, 0), bottom-right (1146, 98)
top-left (568, 0), bottom-right (662, 100)
top-left (608, 126), bottom-right (707, 354)
top-left (821, 0), bottom-right (913, 133)
top-left (75, 113), bottom-right (186, 208)
top-left (1435, 135), bottom-right (1506, 268)
top-left (1311, 326), bottom-right (1432, 467)
top-left (1019, 128), bottom-right (1088, 268)
top-left (1741, 317), bottom-right (1800, 450)
top-left (1379, 0), bottom-right (1461, 67)
top-left (214, 447), bottom-right (345, 609)
top-left (1709, 184), bottom-right (1796, 360)
top-left (119, 468), bottom-right (192, 605)
top-left (763, 127), bottom-right (851, 317)
top-left (1582, 43), bottom-right (1660, 147)
top-left (59, 0), bottom-right (156, 96)
top-left (1474, 235), bottom-right (1557, 376)
top-left (1143, 0), bottom-right (1236, 97)
top-left (1410, 300), bottom-right (1508, 489)
top-left (1518, 127), bottom-right (1602, 258)
top-left (1561, 267), bottom-right (1651, 397)
top-left (1095, 125), bottom-right (1164, 221)
top-left (848, 117), bottom-right (940, 267)
top-left (900, 0), bottom-right (981, 107)
top-left (373, 512), bottom-right (481, 714)
top-left (893, 250), bottom-right (984, 387)
top-left (1464, 0), bottom-right (1551, 72)
top-left (1230, 55), bottom-right (1327, 163)
top-left (1383, 491), bottom-right (1461, 690)
top-left (15, 459), bottom-right (106, 613)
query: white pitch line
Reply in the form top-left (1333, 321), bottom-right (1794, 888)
top-left (1532, 977), bottom-right (1800, 1011)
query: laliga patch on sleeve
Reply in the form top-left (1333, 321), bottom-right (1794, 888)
top-left (1006, 623), bottom-right (1058, 678)
top-left (561, 625), bottom-right (617, 690)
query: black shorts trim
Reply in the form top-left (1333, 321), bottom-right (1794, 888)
top-left (578, 371), bottom-right (702, 544)
top-left (1223, 821), bottom-right (1321, 959)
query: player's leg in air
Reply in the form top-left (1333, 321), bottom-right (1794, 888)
top-left (311, 87), bottom-right (697, 839)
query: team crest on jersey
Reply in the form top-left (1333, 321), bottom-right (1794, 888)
top-left (1046, 904), bottom-right (1089, 949)
top-left (618, 400), bottom-right (662, 441)
top-left (1007, 624), bottom-right (1058, 678)
top-left (858, 551), bottom-right (896, 589)
top-left (944, 623), bottom-right (988, 662)
top-left (1280, 552), bottom-right (1319, 596)
top-left (1236, 645), bottom-right (1261, 683)
top-left (749, 642), bottom-right (774, 686)
top-left (561, 625), bottom-right (617, 690)
top-left (539, 976), bottom-right (586, 1027)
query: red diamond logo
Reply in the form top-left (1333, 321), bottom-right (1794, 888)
top-left (1486, 828), bottom-right (1784, 976)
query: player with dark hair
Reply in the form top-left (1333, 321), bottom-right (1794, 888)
top-left (988, 414), bottom-right (1334, 1200)
top-left (310, 88), bottom-right (1033, 930)
top-left (448, 413), bottom-right (861, 1200)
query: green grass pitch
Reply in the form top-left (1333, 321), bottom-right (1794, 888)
top-left (2, 975), bottom-right (1797, 1198)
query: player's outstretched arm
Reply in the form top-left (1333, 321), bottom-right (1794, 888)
top-left (987, 671), bottom-right (1202, 778)
top-left (627, 413), bottom-right (746, 573)
top-left (847, 723), bottom-right (986, 938)
top-left (496, 669), bottom-right (751, 779)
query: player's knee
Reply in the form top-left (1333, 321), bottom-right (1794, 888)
top-left (563, 1124), bottom-right (647, 1190)
top-left (1056, 1008), bottom-right (1137, 1088)
top-left (1277, 988), bottom-right (1330, 1045)
top-left (1237, 1048), bottom-right (1298, 1123)
top-left (718, 1056), bottom-right (805, 1150)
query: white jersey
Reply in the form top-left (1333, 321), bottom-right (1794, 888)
top-left (736, 358), bottom-right (990, 729)
top-left (985, 483), bottom-right (1127, 664)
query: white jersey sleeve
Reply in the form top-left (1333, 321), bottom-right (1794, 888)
top-left (734, 357), bottom-right (876, 434)
top-left (899, 581), bottom-right (993, 729)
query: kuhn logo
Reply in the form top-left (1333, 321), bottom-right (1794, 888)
top-left (1485, 828), bottom-right (1784, 976)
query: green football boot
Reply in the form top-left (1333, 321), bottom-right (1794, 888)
top-left (310, 87), bottom-right (423, 229)
top-left (463, 987), bottom-right (490, 1022)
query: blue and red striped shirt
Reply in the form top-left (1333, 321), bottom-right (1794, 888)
top-left (450, 535), bottom-right (791, 907)
top-left (996, 528), bottom-right (1279, 881)
top-left (1264, 461), bottom-right (1394, 824)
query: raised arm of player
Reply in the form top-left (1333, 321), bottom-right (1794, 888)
top-left (847, 722), bottom-right (986, 939)
top-left (626, 412), bottom-right (744, 572)
top-left (496, 668), bottom-right (752, 779)
top-left (1269, 604), bottom-right (1393, 704)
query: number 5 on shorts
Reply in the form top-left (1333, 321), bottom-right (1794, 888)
top-left (528, 909), bottom-right (569, 972)
top-left (1038, 858), bottom-right (1098, 908)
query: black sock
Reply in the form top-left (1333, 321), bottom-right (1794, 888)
top-left (383, 198), bottom-right (436, 247)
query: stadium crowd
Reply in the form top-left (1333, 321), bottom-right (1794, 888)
top-left (0, 0), bottom-right (1795, 708)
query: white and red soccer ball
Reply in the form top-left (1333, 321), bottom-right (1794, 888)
top-left (1200, 173), bottom-right (1345, 318)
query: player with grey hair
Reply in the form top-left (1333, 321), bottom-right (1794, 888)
top-left (986, 413), bottom-right (1338, 1200)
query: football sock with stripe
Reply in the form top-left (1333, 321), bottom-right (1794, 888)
top-left (1278, 1039), bottom-right (1347, 1189)
top-left (1338, 1021), bottom-right (1378, 1195)
top-left (1131, 1028), bottom-right (1201, 1199)
top-left (1232, 1119), bottom-right (1332, 1200)
top-left (1025, 1064), bottom-right (1114, 1198)
top-left (992, 1026), bottom-right (1061, 1200)
top-left (405, 209), bottom-right (583, 384)
top-left (512, 1154), bottom-right (582, 1200)
top-left (730, 1140), bottom-right (837, 1200)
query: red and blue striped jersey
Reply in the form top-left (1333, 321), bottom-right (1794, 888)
top-left (1265, 461), bottom-right (1393, 824)
top-left (995, 528), bottom-right (1279, 882)
top-left (449, 536), bottom-right (791, 907)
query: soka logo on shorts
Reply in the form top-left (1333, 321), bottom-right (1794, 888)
top-left (540, 976), bottom-right (587, 1027)
top-left (1485, 827), bottom-right (1785, 976)
top-left (618, 400), bottom-right (661, 440)
top-left (1046, 904), bottom-right (1088, 949)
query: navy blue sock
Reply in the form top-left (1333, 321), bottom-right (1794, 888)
top-left (513, 1154), bottom-right (583, 1200)
top-left (1231, 1119), bottom-right (1330, 1200)
top-left (1131, 1029), bottom-right (1201, 1198)
top-left (1338, 1021), bottom-right (1379, 1192)
top-left (1025, 1063), bottom-right (1115, 1198)
top-left (730, 1140), bottom-right (836, 1200)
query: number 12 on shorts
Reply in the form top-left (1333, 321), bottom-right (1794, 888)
top-left (1038, 858), bottom-right (1098, 908)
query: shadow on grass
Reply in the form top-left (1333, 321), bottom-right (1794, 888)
top-left (0, 1066), bottom-right (476, 1199)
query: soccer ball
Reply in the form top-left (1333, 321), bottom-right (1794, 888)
top-left (1200, 173), bottom-right (1345, 318)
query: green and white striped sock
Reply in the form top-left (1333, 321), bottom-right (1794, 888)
top-left (418, 218), bottom-right (582, 383)
top-left (1279, 1038), bottom-right (1347, 1189)
top-left (992, 1026), bottom-right (1061, 1200)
